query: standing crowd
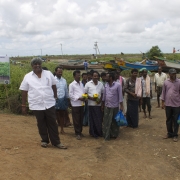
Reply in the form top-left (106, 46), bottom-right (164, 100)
top-left (19, 58), bottom-right (180, 149)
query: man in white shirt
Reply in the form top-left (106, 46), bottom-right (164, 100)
top-left (19, 58), bottom-right (67, 149)
top-left (154, 67), bottom-right (167, 108)
top-left (69, 70), bottom-right (85, 140)
top-left (85, 71), bottom-right (104, 138)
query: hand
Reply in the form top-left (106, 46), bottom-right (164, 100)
top-left (22, 106), bottom-right (27, 115)
top-left (120, 106), bottom-right (123, 111)
top-left (132, 93), bottom-right (137, 98)
top-left (78, 97), bottom-right (85, 101)
top-left (150, 94), bottom-right (153, 99)
top-left (88, 96), bottom-right (96, 101)
top-left (162, 102), bottom-right (165, 109)
top-left (155, 88), bottom-right (157, 92)
top-left (96, 99), bottom-right (101, 104)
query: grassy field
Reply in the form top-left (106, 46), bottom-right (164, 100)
top-left (1, 53), bottom-right (180, 113)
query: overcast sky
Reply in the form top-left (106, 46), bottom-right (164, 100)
top-left (0, 0), bottom-right (180, 56)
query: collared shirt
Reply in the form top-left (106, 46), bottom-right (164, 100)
top-left (69, 80), bottom-right (85, 107)
top-left (161, 78), bottom-right (180, 107)
top-left (100, 80), bottom-right (106, 87)
top-left (81, 80), bottom-right (87, 87)
top-left (124, 78), bottom-right (139, 101)
top-left (116, 76), bottom-right (126, 87)
top-left (116, 76), bottom-right (126, 95)
top-left (84, 80), bottom-right (104, 106)
top-left (141, 76), bottom-right (152, 97)
top-left (102, 81), bottom-right (123, 108)
top-left (19, 70), bottom-right (57, 110)
top-left (55, 76), bottom-right (69, 98)
top-left (154, 72), bottom-right (167, 87)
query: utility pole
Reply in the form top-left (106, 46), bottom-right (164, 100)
top-left (94, 42), bottom-right (100, 58)
top-left (60, 44), bottom-right (63, 59)
top-left (94, 42), bottom-right (97, 57)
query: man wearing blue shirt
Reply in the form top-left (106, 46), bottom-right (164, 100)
top-left (55, 67), bottom-right (69, 134)
top-left (83, 60), bottom-right (88, 71)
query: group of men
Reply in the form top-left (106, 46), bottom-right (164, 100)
top-left (69, 69), bottom-right (123, 141)
top-left (19, 57), bottom-right (180, 149)
top-left (116, 67), bottom-right (179, 143)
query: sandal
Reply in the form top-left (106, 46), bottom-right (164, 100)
top-left (173, 137), bottom-right (178, 142)
top-left (54, 143), bottom-right (67, 149)
top-left (41, 142), bottom-right (48, 148)
top-left (163, 135), bottom-right (171, 139)
top-left (60, 131), bottom-right (66, 135)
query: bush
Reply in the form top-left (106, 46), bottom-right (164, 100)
top-left (146, 46), bottom-right (163, 59)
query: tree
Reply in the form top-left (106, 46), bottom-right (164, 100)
top-left (146, 46), bottom-right (163, 60)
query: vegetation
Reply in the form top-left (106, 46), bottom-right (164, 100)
top-left (146, 46), bottom-right (163, 60)
top-left (0, 62), bottom-right (74, 113)
top-left (1, 52), bottom-right (180, 114)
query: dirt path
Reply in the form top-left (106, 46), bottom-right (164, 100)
top-left (0, 100), bottom-right (180, 180)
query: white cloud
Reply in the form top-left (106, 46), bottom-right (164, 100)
top-left (0, 0), bottom-right (180, 56)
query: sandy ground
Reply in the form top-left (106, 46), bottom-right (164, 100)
top-left (0, 99), bottom-right (180, 180)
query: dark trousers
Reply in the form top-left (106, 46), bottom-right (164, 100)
top-left (33, 106), bottom-right (60, 145)
top-left (72, 106), bottom-right (84, 135)
top-left (165, 106), bottom-right (180, 137)
top-left (126, 100), bottom-right (139, 128)
top-left (157, 86), bottom-right (162, 98)
top-left (142, 97), bottom-right (151, 111)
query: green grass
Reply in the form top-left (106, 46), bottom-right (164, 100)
top-left (2, 52), bottom-right (180, 113)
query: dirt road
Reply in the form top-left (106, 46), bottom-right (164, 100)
top-left (0, 100), bottom-right (180, 180)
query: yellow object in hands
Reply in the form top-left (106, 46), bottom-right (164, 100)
top-left (82, 94), bottom-right (88, 99)
top-left (93, 94), bottom-right (98, 98)
top-left (82, 94), bottom-right (87, 106)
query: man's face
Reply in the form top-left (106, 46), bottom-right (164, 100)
top-left (106, 74), bottom-right (110, 82)
top-left (169, 73), bottom-right (176, 80)
top-left (74, 73), bottom-right (81, 82)
top-left (158, 67), bottom-right (162, 74)
top-left (82, 75), bottom-right (87, 81)
top-left (56, 68), bottom-right (63, 78)
top-left (92, 73), bottom-right (98, 82)
top-left (101, 75), bottom-right (106, 82)
top-left (143, 70), bottom-right (147, 77)
top-left (132, 72), bottom-right (138, 78)
top-left (32, 62), bottom-right (42, 73)
top-left (115, 72), bottom-right (120, 80)
top-left (87, 74), bottom-right (92, 81)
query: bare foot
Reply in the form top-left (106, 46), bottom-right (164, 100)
top-left (149, 116), bottom-right (152, 119)
top-left (60, 131), bottom-right (66, 135)
top-left (115, 136), bottom-right (120, 140)
top-left (143, 115), bottom-right (147, 118)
